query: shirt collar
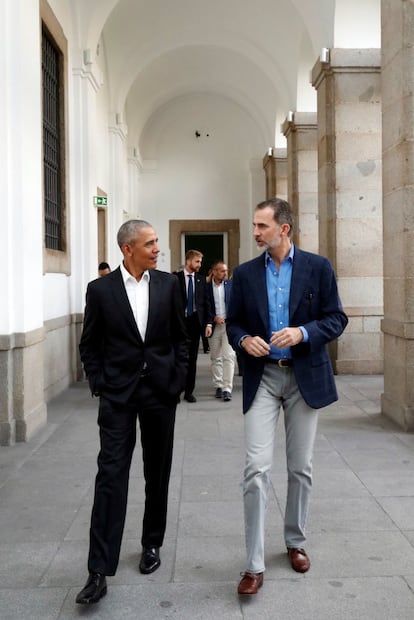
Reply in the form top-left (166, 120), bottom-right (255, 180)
top-left (265, 243), bottom-right (295, 266)
top-left (120, 261), bottom-right (150, 284)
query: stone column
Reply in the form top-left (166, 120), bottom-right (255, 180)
top-left (0, 0), bottom-right (47, 444)
top-left (311, 49), bottom-right (383, 374)
top-left (282, 113), bottom-right (318, 252)
top-left (262, 149), bottom-right (287, 201)
top-left (381, 0), bottom-right (414, 430)
top-left (263, 150), bottom-right (276, 199)
top-left (274, 148), bottom-right (288, 201)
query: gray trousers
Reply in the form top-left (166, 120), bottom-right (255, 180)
top-left (243, 364), bottom-right (318, 573)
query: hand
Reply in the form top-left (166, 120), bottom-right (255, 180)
top-left (214, 316), bottom-right (225, 325)
top-left (205, 325), bottom-right (212, 338)
top-left (270, 327), bottom-right (303, 349)
top-left (241, 335), bottom-right (271, 357)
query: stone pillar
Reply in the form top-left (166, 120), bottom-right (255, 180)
top-left (282, 113), bottom-right (318, 253)
top-left (0, 0), bottom-right (47, 444)
top-left (274, 148), bottom-right (288, 201)
top-left (263, 150), bottom-right (276, 199)
top-left (312, 49), bottom-right (383, 374)
top-left (381, 0), bottom-right (414, 430)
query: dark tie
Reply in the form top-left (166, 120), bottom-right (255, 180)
top-left (187, 274), bottom-right (194, 316)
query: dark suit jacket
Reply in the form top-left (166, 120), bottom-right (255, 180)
top-left (79, 267), bottom-right (189, 405)
top-left (226, 248), bottom-right (348, 412)
top-left (206, 279), bottom-right (232, 332)
top-left (175, 270), bottom-right (213, 329)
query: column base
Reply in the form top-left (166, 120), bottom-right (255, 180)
top-left (381, 393), bottom-right (414, 432)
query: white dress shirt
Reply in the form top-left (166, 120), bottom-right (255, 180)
top-left (212, 281), bottom-right (226, 319)
top-left (120, 262), bottom-right (149, 340)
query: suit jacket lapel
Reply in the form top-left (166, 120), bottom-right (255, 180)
top-left (251, 255), bottom-right (269, 331)
top-left (290, 248), bottom-right (312, 317)
top-left (146, 270), bottom-right (161, 339)
top-left (109, 267), bottom-right (143, 343)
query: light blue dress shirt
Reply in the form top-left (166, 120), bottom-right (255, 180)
top-left (266, 245), bottom-right (308, 360)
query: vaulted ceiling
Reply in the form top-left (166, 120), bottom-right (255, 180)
top-left (69, 0), bottom-right (380, 152)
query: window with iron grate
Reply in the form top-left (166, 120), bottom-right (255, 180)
top-left (42, 25), bottom-right (63, 251)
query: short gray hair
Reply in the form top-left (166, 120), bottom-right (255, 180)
top-left (117, 219), bottom-right (153, 248)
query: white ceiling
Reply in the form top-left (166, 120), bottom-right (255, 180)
top-left (67, 0), bottom-right (380, 153)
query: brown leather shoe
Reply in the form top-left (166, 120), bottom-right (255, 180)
top-left (287, 547), bottom-right (310, 573)
top-left (237, 571), bottom-right (264, 595)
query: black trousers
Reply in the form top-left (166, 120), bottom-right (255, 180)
top-left (184, 313), bottom-right (202, 395)
top-left (87, 380), bottom-right (176, 576)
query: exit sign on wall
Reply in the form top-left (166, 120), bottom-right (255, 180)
top-left (93, 196), bottom-right (107, 206)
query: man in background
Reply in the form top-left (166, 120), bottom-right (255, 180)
top-left (98, 262), bottom-right (111, 277)
top-left (175, 250), bottom-right (213, 402)
top-left (207, 260), bottom-right (235, 402)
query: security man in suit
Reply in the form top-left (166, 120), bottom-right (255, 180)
top-left (175, 249), bottom-right (213, 402)
top-left (76, 220), bottom-right (189, 605)
top-left (226, 198), bottom-right (348, 595)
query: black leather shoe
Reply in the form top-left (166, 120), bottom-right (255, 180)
top-left (215, 388), bottom-right (223, 399)
top-left (184, 393), bottom-right (197, 403)
top-left (223, 391), bottom-right (232, 401)
top-left (76, 573), bottom-right (107, 605)
top-left (139, 547), bottom-right (161, 574)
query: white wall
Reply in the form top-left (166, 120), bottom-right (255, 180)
top-left (0, 0), bottom-right (44, 334)
top-left (138, 93), bottom-right (266, 269)
top-left (334, 0), bottom-right (381, 47)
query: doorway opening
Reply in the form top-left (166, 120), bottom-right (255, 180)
top-left (182, 232), bottom-right (227, 276)
top-left (169, 219), bottom-right (239, 276)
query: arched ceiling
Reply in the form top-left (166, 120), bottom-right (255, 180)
top-left (98, 0), bottom-right (331, 150)
top-left (65, 0), bottom-right (379, 151)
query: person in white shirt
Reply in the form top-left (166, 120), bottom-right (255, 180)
top-left (206, 261), bottom-right (235, 401)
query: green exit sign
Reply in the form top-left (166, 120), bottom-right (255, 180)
top-left (93, 196), bottom-right (107, 206)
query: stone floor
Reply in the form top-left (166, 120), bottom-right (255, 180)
top-left (1, 354), bottom-right (414, 619)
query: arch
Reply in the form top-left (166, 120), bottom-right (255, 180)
top-left (125, 44), bottom-right (283, 151)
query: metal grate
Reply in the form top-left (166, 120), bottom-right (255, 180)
top-left (42, 26), bottom-right (62, 250)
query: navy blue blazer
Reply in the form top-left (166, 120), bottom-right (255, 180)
top-left (226, 248), bottom-right (348, 412)
top-left (206, 279), bottom-right (232, 330)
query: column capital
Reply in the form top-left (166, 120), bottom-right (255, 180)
top-left (282, 112), bottom-right (317, 137)
top-left (312, 48), bottom-right (381, 89)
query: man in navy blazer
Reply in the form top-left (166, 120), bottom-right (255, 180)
top-left (226, 198), bottom-right (347, 596)
top-left (76, 220), bottom-right (188, 605)
top-left (206, 260), bottom-right (235, 401)
top-left (175, 250), bottom-right (213, 402)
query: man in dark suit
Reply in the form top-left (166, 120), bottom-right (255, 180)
top-left (226, 198), bottom-right (348, 596)
top-left (206, 260), bottom-right (235, 401)
top-left (175, 250), bottom-right (213, 402)
top-left (76, 220), bottom-right (188, 605)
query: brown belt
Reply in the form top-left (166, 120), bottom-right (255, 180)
top-left (265, 358), bottom-right (293, 367)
